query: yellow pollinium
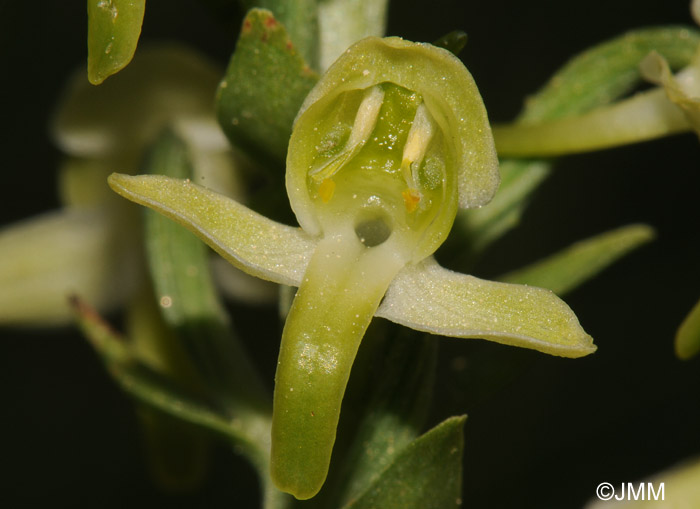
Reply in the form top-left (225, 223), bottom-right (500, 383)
top-left (319, 178), bottom-right (336, 203)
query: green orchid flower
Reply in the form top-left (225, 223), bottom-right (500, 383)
top-left (0, 44), bottom-right (273, 326)
top-left (489, 1), bottom-right (700, 360)
top-left (108, 36), bottom-right (595, 499)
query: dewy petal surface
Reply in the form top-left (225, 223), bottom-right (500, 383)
top-left (377, 258), bottom-right (596, 357)
top-left (108, 174), bottom-right (315, 286)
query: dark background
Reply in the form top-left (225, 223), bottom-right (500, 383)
top-left (2, 1), bottom-right (699, 507)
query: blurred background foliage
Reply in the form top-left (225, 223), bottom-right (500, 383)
top-left (1, 0), bottom-right (699, 507)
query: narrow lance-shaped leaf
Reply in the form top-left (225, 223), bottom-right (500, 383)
top-left (71, 297), bottom-right (241, 442)
top-left (216, 9), bottom-right (319, 166)
top-left (500, 224), bottom-right (655, 295)
top-left (491, 28), bottom-right (700, 157)
top-left (125, 288), bottom-right (213, 492)
top-left (460, 27), bottom-right (700, 256)
top-left (377, 257), bottom-right (596, 358)
top-left (87, 0), bottom-right (146, 85)
top-left (141, 129), bottom-right (269, 415)
top-left (327, 326), bottom-right (437, 507)
top-left (343, 416), bottom-right (466, 509)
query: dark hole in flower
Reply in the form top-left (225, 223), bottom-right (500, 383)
top-left (355, 216), bottom-right (392, 247)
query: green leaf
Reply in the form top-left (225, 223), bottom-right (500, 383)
top-left (456, 159), bottom-right (549, 257)
top-left (71, 296), bottom-right (237, 441)
top-left (238, 1), bottom-right (320, 68)
top-left (87, 0), bottom-right (146, 85)
top-left (108, 173), bottom-right (316, 286)
top-left (141, 129), bottom-right (269, 413)
top-left (324, 327), bottom-right (437, 507)
top-left (342, 416), bottom-right (466, 509)
top-left (520, 27), bottom-right (700, 123)
top-left (500, 224), bottom-right (655, 295)
top-left (317, 0), bottom-right (389, 70)
top-left (377, 257), bottom-right (596, 358)
top-left (216, 9), bottom-right (319, 165)
top-left (676, 297), bottom-right (700, 360)
top-left (459, 27), bottom-right (700, 256)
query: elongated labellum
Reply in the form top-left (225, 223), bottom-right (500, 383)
top-left (272, 37), bottom-right (498, 499)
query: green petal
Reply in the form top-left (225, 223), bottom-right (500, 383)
top-left (640, 50), bottom-right (700, 134)
top-left (493, 30), bottom-right (700, 157)
top-left (0, 208), bottom-right (138, 326)
top-left (290, 36), bottom-right (498, 217)
top-left (493, 85), bottom-right (692, 157)
top-left (108, 173), bottom-right (315, 286)
top-left (216, 9), bottom-right (319, 165)
top-left (87, 0), bottom-right (145, 85)
top-left (343, 416), bottom-right (465, 509)
top-left (675, 297), bottom-right (700, 360)
top-left (271, 232), bottom-right (406, 499)
top-left (377, 258), bottom-right (596, 358)
top-left (55, 44), bottom-right (223, 157)
top-left (500, 224), bottom-right (655, 295)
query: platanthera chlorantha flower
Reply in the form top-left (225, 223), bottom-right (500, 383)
top-left (108, 36), bottom-right (596, 499)
top-left (0, 45), bottom-right (271, 326)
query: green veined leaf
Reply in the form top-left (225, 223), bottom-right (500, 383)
top-left (500, 224), bottom-right (655, 295)
top-left (521, 27), bottom-right (700, 123)
top-left (141, 129), bottom-right (269, 414)
top-left (377, 257), bottom-right (596, 358)
top-left (87, 0), bottom-right (146, 85)
top-left (459, 27), bottom-right (700, 257)
top-left (216, 9), bottom-right (319, 166)
top-left (342, 416), bottom-right (466, 509)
